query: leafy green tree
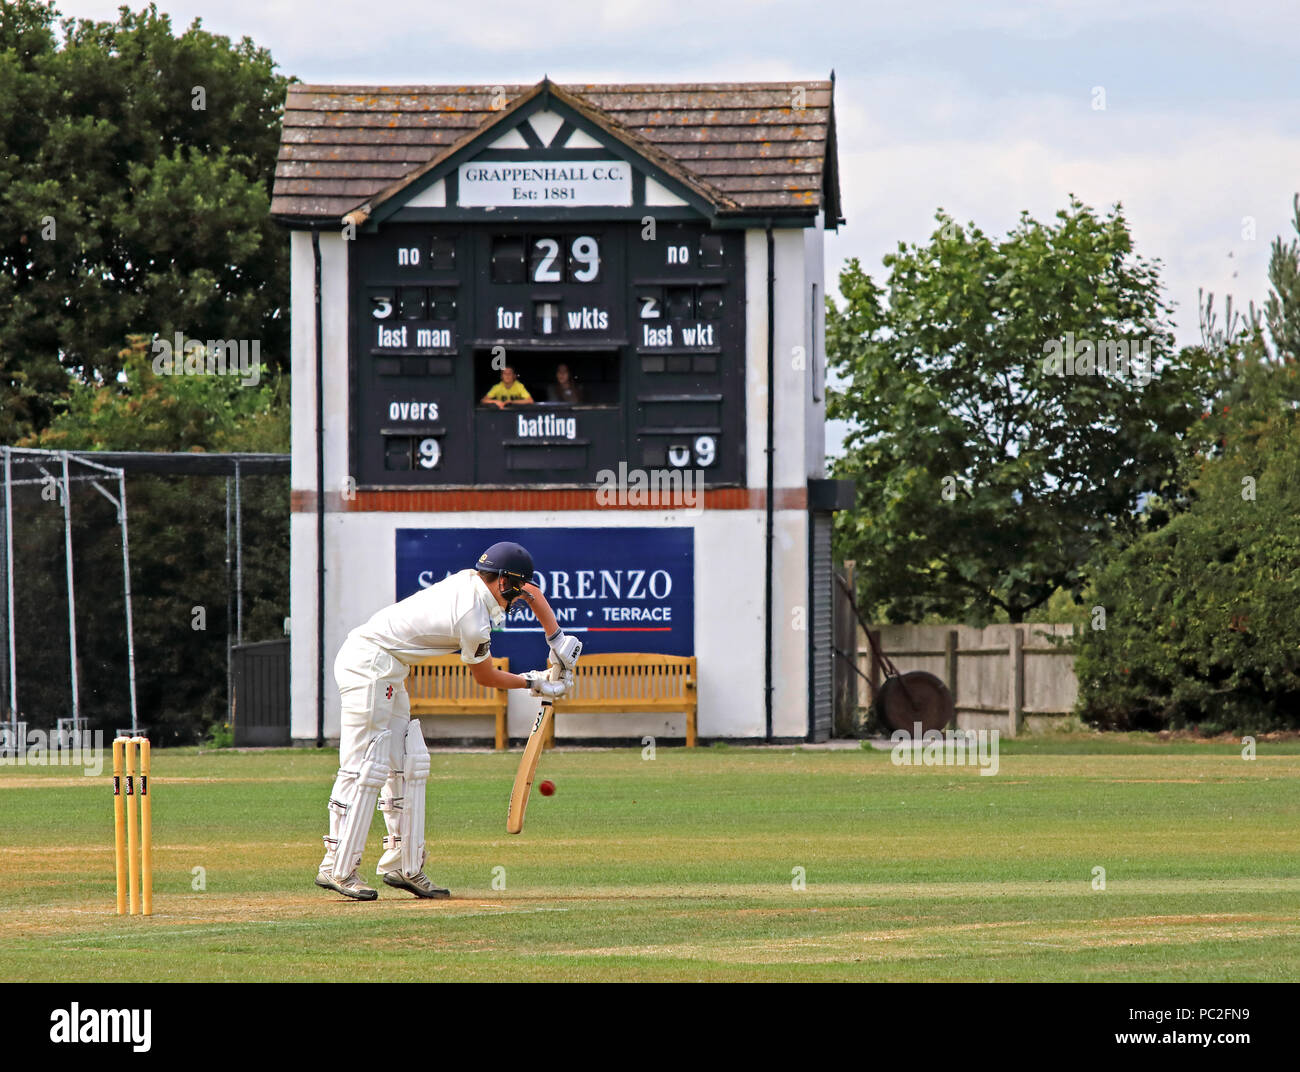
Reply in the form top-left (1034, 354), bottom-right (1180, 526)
top-left (1075, 389), bottom-right (1300, 732)
top-left (1265, 195), bottom-right (1300, 363)
top-left (1074, 202), bottom-right (1300, 731)
top-left (828, 197), bottom-right (1221, 624)
top-left (32, 335), bottom-right (289, 454)
top-left (0, 1), bottom-right (290, 442)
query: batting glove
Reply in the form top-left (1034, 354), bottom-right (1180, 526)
top-left (546, 629), bottom-right (583, 671)
top-left (523, 670), bottom-right (569, 698)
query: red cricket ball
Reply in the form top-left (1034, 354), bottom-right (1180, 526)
top-left (538, 779), bottom-right (555, 797)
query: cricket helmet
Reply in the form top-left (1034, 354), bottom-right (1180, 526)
top-left (475, 541), bottom-right (534, 608)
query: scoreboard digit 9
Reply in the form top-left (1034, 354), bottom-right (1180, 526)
top-left (351, 221), bottom-right (745, 487)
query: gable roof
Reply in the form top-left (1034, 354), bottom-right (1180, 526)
top-left (271, 79), bottom-right (841, 227)
top-left (361, 79), bottom-right (742, 224)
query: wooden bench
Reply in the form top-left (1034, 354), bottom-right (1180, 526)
top-left (548, 653), bottom-right (697, 748)
top-left (406, 655), bottom-right (510, 750)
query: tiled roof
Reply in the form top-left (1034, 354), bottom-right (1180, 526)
top-left (271, 80), bottom-right (839, 224)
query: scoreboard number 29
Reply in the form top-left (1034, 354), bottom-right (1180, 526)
top-left (531, 236), bottom-right (600, 283)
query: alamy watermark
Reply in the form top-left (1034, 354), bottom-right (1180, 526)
top-left (1041, 332), bottom-right (1153, 386)
top-left (890, 724), bottom-right (1000, 776)
top-left (0, 727), bottom-right (105, 775)
top-left (595, 462), bottom-right (704, 513)
top-left (151, 332), bottom-right (263, 387)
top-left (50, 1003), bottom-right (151, 1053)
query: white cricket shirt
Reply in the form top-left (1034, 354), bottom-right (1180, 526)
top-left (349, 569), bottom-right (505, 665)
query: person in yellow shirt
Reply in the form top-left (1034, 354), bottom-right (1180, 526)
top-left (481, 367), bottom-right (533, 408)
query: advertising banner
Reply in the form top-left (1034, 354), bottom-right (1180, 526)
top-left (395, 527), bottom-right (693, 665)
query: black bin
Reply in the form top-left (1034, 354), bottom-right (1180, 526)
top-left (231, 639), bottom-right (290, 746)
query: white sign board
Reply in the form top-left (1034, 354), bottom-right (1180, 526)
top-left (458, 160), bottom-right (633, 207)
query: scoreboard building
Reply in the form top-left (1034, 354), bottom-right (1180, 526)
top-left (271, 79), bottom-right (848, 745)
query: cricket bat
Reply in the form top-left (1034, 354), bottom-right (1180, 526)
top-left (506, 661), bottom-right (561, 834)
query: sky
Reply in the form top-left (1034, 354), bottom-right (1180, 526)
top-left (54, 0), bottom-right (1300, 350)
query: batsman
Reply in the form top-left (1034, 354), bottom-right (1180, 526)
top-left (317, 541), bottom-right (581, 900)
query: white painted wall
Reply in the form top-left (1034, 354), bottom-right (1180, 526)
top-left (805, 213), bottom-right (828, 479)
top-left (739, 226), bottom-right (820, 738)
top-left (289, 230), bottom-right (351, 492)
top-left (744, 224), bottom-right (823, 487)
top-left (289, 507), bottom-right (801, 743)
top-left (289, 230), bottom-right (350, 746)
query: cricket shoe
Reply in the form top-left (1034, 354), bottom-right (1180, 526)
top-left (381, 870), bottom-right (451, 899)
top-left (317, 869), bottom-right (378, 901)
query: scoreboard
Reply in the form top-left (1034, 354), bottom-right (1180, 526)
top-left (350, 221), bottom-right (746, 487)
top-left (278, 79), bottom-right (847, 745)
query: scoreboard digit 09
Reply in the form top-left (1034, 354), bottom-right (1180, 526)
top-left (350, 222), bottom-right (745, 487)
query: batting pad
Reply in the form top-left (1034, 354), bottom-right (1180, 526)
top-left (401, 720), bottom-right (430, 876)
top-left (331, 730), bottom-right (390, 879)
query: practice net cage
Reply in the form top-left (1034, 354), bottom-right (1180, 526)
top-left (0, 447), bottom-right (138, 751)
top-left (0, 447), bottom-right (290, 750)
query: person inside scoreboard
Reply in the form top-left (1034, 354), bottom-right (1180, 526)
top-left (546, 362), bottom-right (583, 404)
top-left (480, 366), bottom-right (533, 408)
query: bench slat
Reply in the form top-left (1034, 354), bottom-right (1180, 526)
top-left (406, 655), bottom-right (510, 750)
top-left (550, 654), bottom-right (696, 748)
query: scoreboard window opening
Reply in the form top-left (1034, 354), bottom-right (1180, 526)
top-left (429, 236), bottom-right (457, 271)
top-left (699, 233), bottom-right (725, 268)
top-left (475, 350), bottom-right (620, 408)
top-left (384, 432), bottom-right (443, 472)
top-left (391, 286), bottom-right (457, 321)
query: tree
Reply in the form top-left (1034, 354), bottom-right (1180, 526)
top-left (1073, 201), bottom-right (1300, 731)
top-left (827, 197), bottom-right (1222, 624)
top-left (1075, 383), bottom-right (1300, 732)
top-left (0, 1), bottom-right (290, 442)
top-left (1264, 195), bottom-right (1300, 364)
top-left (31, 335), bottom-right (289, 454)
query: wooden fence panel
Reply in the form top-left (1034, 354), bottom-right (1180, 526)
top-left (857, 622), bottom-right (1080, 737)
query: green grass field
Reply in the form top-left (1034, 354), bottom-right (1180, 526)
top-left (2, 736), bottom-right (1298, 982)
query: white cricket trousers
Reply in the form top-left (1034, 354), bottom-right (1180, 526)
top-left (334, 635), bottom-right (410, 772)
